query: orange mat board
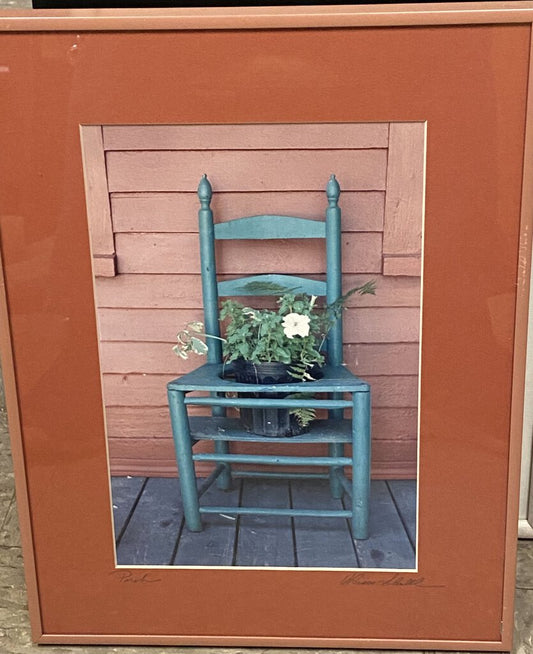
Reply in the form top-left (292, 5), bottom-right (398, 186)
top-left (0, 4), bottom-right (531, 649)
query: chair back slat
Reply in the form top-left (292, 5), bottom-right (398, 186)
top-left (218, 274), bottom-right (327, 298)
top-left (215, 215), bottom-right (326, 240)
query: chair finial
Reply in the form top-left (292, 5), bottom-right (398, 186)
top-left (326, 174), bottom-right (340, 207)
top-left (198, 174), bottom-right (212, 208)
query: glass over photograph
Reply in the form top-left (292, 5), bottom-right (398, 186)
top-left (80, 121), bottom-right (425, 570)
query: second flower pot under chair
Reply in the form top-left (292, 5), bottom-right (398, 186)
top-left (231, 359), bottom-right (323, 438)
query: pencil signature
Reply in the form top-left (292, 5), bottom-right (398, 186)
top-left (110, 570), bottom-right (162, 584)
top-left (340, 572), bottom-right (444, 588)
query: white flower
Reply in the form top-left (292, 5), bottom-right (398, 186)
top-left (282, 313), bottom-right (311, 339)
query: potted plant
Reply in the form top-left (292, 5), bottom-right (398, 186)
top-left (173, 282), bottom-right (375, 437)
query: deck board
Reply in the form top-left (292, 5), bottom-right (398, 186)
top-left (173, 481), bottom-right (241, 566)
top-left (350, 480), bottom-right (415, 569)
top-left (115, 477), bottom-right (183, 565)
top-left (112, 476), bottom-right (416, 569)
top-left (110, 475), bottom-right (146, 539)
top-left (292, 479), bottom-right (359, 568)
top-left (236, 478), bottom-right (295, 567)
top-left (388, 479), bottom-right (417, 547)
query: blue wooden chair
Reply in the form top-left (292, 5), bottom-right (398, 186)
top-left (167, 175), bottom-right (371, 539)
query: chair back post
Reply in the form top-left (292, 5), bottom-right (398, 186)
top-left (198, 175), bottom-right (222, 363)
top-left (325, 174), bottom-right (343, 367)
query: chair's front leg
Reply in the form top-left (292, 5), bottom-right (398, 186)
top-left (168, 389), bottom-right (202, 532)
top-left (328, 398), bottom-right (344, 498)
top-left (351, 390), bottom-right (371, 540)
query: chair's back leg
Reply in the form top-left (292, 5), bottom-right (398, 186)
top-left (214, 440), bottom-right (232, 490)
top-left (198, 174), bottom-right (222, 363)
top-left (329, 442), bottom-right (345, 499)
top-left (325, 175), bottom-right (347, 498)
top-left (198, 176), bottom-right (232, 489)
top-left (325, 174), bottom-right (343, 366)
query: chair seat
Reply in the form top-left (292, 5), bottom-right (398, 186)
top-left (167, 362), bottom-right (370, 394)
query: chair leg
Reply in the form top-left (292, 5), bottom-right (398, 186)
top-left (329, 443), bottom-right (344, 499)
top-left (167, 389), bottom-right (202, 532)
top-left (328, 400), bottom-right (344, 499)
top-left (213, 395), bottom-right (232, 489)
top-left (215, 441), bottom-right (232, 490)
top-left (351, 391), bottom-right (371, 540)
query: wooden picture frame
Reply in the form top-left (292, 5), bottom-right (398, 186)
top-left (0, 2), bottom-right (531, 649)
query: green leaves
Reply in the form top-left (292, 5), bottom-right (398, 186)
top-left (287, 393), bottom-right (317, 427)
top-left (219, 292), bottom-right (325, 374)
top-left (173, 321), bottom-right (224, 359)
top-left (173, 282), bottom-right (376, 372)
top-left (189, 337), bottom-right (208, 355)
top-left (325, 280), bottom-right (377, 324)
top-left (218, 283), bottom-right (376, 372)
top-left (240, 280), bottom-right (298, 295)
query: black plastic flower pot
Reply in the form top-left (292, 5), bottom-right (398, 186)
top-left (232, 360), bottom-right (310, 438)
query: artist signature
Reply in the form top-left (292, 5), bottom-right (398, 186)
top-left (110, 570), bottom-right (162, 584)
top-left (340, 572), bottom-right (444, 588)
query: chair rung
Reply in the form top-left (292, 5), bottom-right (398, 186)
top-left (193, 453), bottom-right (351, 466)
top-left (233, 471), bottom-right (329, 480)
top-left (199, 506), bottom-right (352, 518)
top-left (184, 396), bottom-right (352, 409)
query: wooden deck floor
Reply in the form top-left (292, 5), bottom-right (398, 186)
top-left (111, 477), bottom-right (416, 569)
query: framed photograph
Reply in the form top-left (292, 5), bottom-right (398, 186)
top-left (0, 2), bottom-right (531, 649)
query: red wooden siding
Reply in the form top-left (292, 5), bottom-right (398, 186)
top-left (114, 232), bottom-right (383, 274)
top-left (98, 342), bottom-right (420, 376)
top-left (110, 192), bottom-right (384, 233)
top-left (81, 122), bottom-right (424, 479)
top-left (96, 308), bottom-right (420, 345)
top-left (95, 274), bottom-right (421, 309)
top-left (106, 150), bottom-right (387, 193)
top-left (383, 122), bottom-right (426, 276)
top-left (80, 126), bottom-right (116, 277)
top-left (102, 122), bottom-right (390, 151)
